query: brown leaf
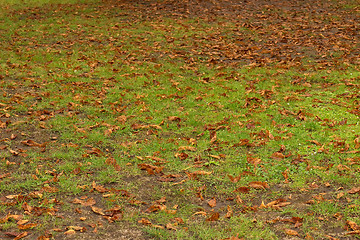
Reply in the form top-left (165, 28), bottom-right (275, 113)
top-left (346, 230), bottom-right (360, 235)
top-left (73, 198), bottom-right (96, 206)
top-left (247, 156), bottom-right (261, 167)
top-left (86, 147), bottom-right (104, 156)
top-left (228, 174), bottom-right (241, 183)
top-left (175, 152), bottom-right (188, 160)
top-left (21, 139), bottom-right (46, 148)
top-left (233, 187), bottom-right (250, 193)
top-left (68, 226), bottom-right (86, 232)
top-left (92, 181), bottom-right (109, 193)
top-left (191, 170), bottom-right (212, 175)
top-left (271, 152), bottom-right (285, 160)
top-left (193, 211), bottom-right (207, 216)
top-left (210, 131), bottom-right (217, 143)
top-left (144, 204), bottom-right (161, 213)
top-left (91, 206), bottom-right (105, 215)
top-left (22, 202), bottom-right (33, 213)
top-left (207, 198), bottom-right (217, 208)
top-left (206, 212), bottom-right (220, 222)
top-left (166, 223), bottom-right (177, 230)
top-left (225, 205), bottom-right (233, 218)
top-left (348, 187), bottom-right (360, 194)
top-left (285, 229), bottom-right (299, 236)
top-left (346, 220), bottom-right (360, 231)
top-left (14, 232), bottom-right (29, 240)
top-left (138, 163), bottom-right (164, 175)
top-left (138, 218), bottom-right (152, 226)
top-left (178, 146), bottom-right (196, 151)
top-left (64, 230), bottom-right (76, 235)
top-left (18, 223), bottom-right (37, 230)
top-left (249, 181), bottom-right (269, 189)
top-left (168, 116), bottom-right (181, 121)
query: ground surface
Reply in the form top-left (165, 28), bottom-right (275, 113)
top-left (0, 0), bottom-right (359, 239)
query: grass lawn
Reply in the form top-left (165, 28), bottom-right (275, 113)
top-left (0, 0), bottom-right (359, 239)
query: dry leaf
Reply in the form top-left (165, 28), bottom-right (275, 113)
top-left (138, 218), bottom-right (152, 226)
top-left (346, 220), bottom-right (360, 231)
top-left (348, 187), bottom-right (360, 194)
top-left (91, 206), bottom-right (105, 215)
top-left (14, 232), bottom-right (28, 240)
top-left (225, 205), bottom-right (233, 218)
top-left (233, 187), bottom-right (250, 193)
top-left (208, 198), bottom-right (217, 208)
top-left (166, 223), bottom-right (177, 230)
top-left (64, 230), bottom-right (76, 235)
top-left (18, 223), bottom-right (37, 230)
top-left (178, 146), bottom-right (196, 151)
top-left (249, 181), bottom-right (269, 189)
top-left (285, 229), bottom-right (299, 236)
top-left (206, 212), bottom-right (220, 221)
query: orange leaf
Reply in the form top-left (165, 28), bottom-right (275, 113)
top-left (166, 223), bottom-right (177, 230)
top-left (346, 220), bottom-right (360, 231)
top-left (178, 146), bottom-right (196, 151)
top-left (271, 152), bottom-right (285, 160)
top-left (168, 116), bottom-right (181, 121)
top-left (207, 198), bottom-right (216, 208)
top-left (225, 205), bottom-right (233, 218)
top-left (348, 187), bottom-right (360, 194)
top-left (138, 218), bottom-right (152, 226)
top-left (206, 212), bottom-right (219, 222)
top-left (249, 181), bottom-right (269, 189)
top-left (73, 198), bottom-right (96, 206)
top-left (14, 232), bottom-right (28, 240)
top-left (91, 206), bottom-right (105, 215)
top-left (233, 187), bottom-right (250, 193)
top-left (285, 229), bottom-right (299, 236)
top-left (18, 223), bottom-right (37, 230)
top-left (64, 230), bottom-right (76, 235)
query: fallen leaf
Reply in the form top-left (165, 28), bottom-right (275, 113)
top-left (348, 187), bottom-right (360, 194)
top-left (168, 116), bottom-right (181, 121)
top-left (249, 181), bottom-right (269, 189)
top-left (91, 206), bottom-right (105, 215)
top-left (64, 229), bottom-right (76, 235)
top-left (208, 198), bottom-right (216, 208)
top-left (18, 223), bottom-right (37, 230)
top-left (285, 229), bottom-right (299, 236)
top-left (346, 220), bottom-right (360, 231)
top-left (73, 198), bottom-right (96, 206)
top-left (178, 146), bottom-right (196, 151)
top-left (166, 223), bottom-right (177, 230)
top-left (225, 205), bottom-right (233, 218)
top-left (138, 218), bottom-right (152, 226)
top-left (193, 211), bottom-right (207, 216)
top-left (14, 232), bottom-right (29, 240)
top-left (206, 212), bottom-right (220, 222)
top-left (233, 187), bottom-right (250, 193)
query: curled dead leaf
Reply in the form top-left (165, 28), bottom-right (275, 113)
top-left (138, 218), bottom-right (152, 226)
top-left (233, 187), bottom-right (250, 193)
top-left (178, 146), bottom-right (196, 151)
top-left (91, 206), bottom-right (105, 215)
top-left (64, 229), bottom-right (76, 235)
top-left (207, 198), bottom-right (217, 208)
top-left (348, 187), bottom-right (360, 194)
top-left (166, 223), bottom-right (177, 231)
top-left (285, 229), bottom-right (299, 236)
top-left (18, 223), bottom-right (37, 230)
top-left (206, 212), bottom-right (220, 222)
top-left (72, 198), bottom-right (96, 206)
top-left (249, 181), bottom-right (269, 189)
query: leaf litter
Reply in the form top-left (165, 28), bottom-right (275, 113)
top-left (0, 0), bottom-right (360, 239)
